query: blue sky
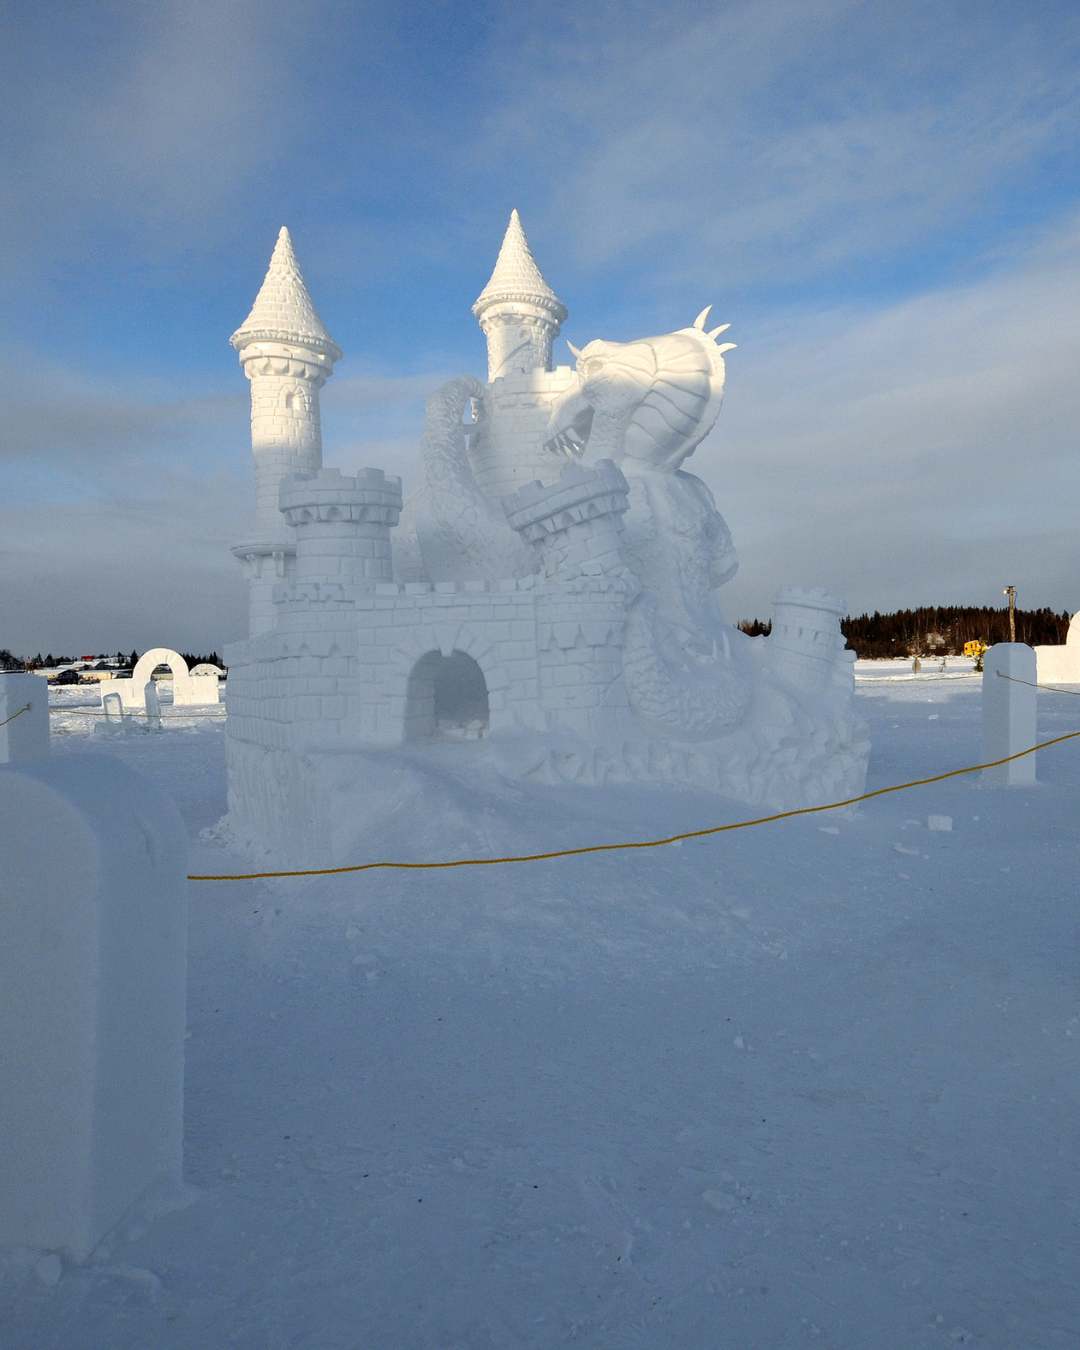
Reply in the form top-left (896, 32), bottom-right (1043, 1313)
top-left (3, 0), bottom-right (1079, 652)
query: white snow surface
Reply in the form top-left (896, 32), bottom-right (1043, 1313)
top-left (4, 673), bottom-right (1080, 1348)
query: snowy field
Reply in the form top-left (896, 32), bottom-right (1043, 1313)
top-left (4, 670), bottom-right (1079, 1349)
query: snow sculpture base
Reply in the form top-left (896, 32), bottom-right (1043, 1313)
top-left (223, 559), bottom-right (868, 864)
top-left (0, 753), bottom-right (187, 1260)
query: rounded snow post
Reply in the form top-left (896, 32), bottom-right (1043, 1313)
top-left (982, 643), bottom-right (1037, 786)
top-left (0, 751), bottom-right (187, 1260)
top-left (145, 680), bottom-right (162, 729)
top-left (0, 672), bottom-right (49, 764)
top-left (101, 691), bottom-right (125, 728)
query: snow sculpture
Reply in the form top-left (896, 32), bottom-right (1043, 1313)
top-left (224, 213), bottom-right (868, 858)
top-left (101, 647), bottom-right (220, 710)
top-left (0, 678), bottom-right (187, 1260)
top-left (1034, 612), bottom-right (1080, 685)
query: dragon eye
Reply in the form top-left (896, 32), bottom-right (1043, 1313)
top-left (583, 358), bottom-right (605, 377)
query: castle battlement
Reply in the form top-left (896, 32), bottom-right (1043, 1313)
top-left (273, 572), bottom-right (629, 610)
top-left (773, 586), bottom-right (846, 618)
top-left (503, 460), bottom-right (633, 586)
top-left (278, 466), bottom-right (403, 588)
top-left (487, 366), bottom-right (576, 397)
top-left (503, 459), bottom-right (629, 540)
top-left (280, 467), bottom-right (403, 525)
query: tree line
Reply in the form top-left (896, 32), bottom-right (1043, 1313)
top-left (737, 606), bottom-right (1073, 658)
top-left (0, 649), bottom-right (223, 672)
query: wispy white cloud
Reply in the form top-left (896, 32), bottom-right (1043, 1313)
top-left (3, 1), bottom-right (1079, 652)
top-left (0, 351), bottom-right (241, 479)
top-left (0, 472), bottom-right (248, 654)
top-left (474, 0), bottom-right (1080, 290)
top-left (0, 1), bottom-right (358, 273)
top-left (0, 353), bottom-right (450, 650)
top-left (706, 211), bottom-right (1080, 618)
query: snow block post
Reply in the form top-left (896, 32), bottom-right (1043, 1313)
top-left (0, 751), bottom-right (188, 1260)
top-left (982, 643), bottom-right (1037, 786)
top-left (0, 672), bottom-right (50, 764)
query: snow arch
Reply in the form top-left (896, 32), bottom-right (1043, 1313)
top-left (105, 647), bottom-right (220, 710)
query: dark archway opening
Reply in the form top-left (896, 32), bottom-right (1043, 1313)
top-left (150, 662), bottom-right (176, 702)
top-left (405, 650), bottom-right (489, 741)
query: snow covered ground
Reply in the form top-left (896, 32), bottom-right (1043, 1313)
top-left (4, 671), bottom-right (1079, 1348)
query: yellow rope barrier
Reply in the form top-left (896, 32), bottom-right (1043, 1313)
top-left (186, 726), bottom-right (1080, 882)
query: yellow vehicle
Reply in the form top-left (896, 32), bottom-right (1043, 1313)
top-left (963, 639), bottom-right (989, 671)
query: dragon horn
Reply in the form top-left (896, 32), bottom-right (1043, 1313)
top-left (567, 340), bottom-right (583, 360)
top-left (692, 305), bottom-right (712, 330)
top-left (706, 323), bottom-right (731, 340)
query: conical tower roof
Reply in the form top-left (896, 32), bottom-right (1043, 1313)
top-left (472, 209), bottom-right (566, 321)
top-left (231, 227), bottom-right (341, 358)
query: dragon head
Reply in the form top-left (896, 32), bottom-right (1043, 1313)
top-left (545, 307), bottom-right (735, 472)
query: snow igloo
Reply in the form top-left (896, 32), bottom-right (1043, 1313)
top-left (223, 213), bottom-right (869, 858)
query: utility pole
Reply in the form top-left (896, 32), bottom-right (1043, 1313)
top-left (1003, 585), bottom-right (1017, 643)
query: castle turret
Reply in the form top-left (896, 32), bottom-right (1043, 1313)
top-left (279, 468), bottom-right (403, 589)
top-left (504, 459), bottom-right (632, 583)
top-left (505, 461), bottom-right (635, 738)
top-left (231, 227), bottom-right (342, 635)
top-left (768, 587), bottom-right (852, 693)
top-left (472, 210), bottom-right (567, 382)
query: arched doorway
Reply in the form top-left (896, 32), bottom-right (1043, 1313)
top-left (404, 650), bottom-right (489, 741)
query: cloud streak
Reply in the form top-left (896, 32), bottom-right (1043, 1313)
top-left (476, 0), bottom-right (1080, 294)
top-left (707, 212), bottom-right (1080, 618)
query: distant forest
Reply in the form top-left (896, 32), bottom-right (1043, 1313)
top-left (738, 606), bottom-right (1074, 659)
top-left (0, 649), bottom-right (223, 672)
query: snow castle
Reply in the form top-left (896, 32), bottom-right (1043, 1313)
top-left (224, 214), bottom-right (868, 857)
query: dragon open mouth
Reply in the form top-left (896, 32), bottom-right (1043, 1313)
top-left (543, 385), bottom-right (594, 458)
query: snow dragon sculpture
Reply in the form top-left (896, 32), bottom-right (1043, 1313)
top-left (542, 309), bottom-right (759, 737)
